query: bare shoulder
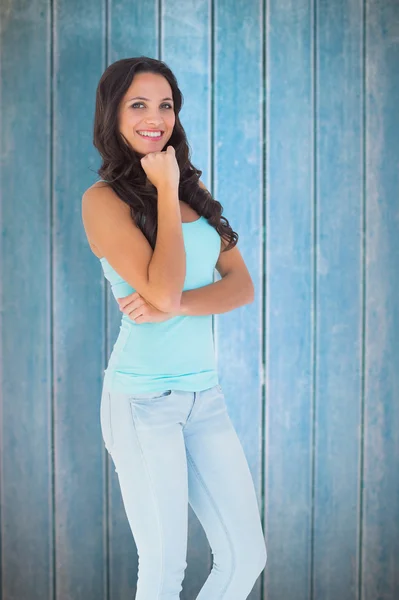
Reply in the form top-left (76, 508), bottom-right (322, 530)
top-left (81, 179), bottom-right (141, 260)
top-left (83, 180), bottom-right (121, 202)
top-left (83, 180), bottom-right (111, 201)
top-left (84, 180), bottom-right (111, 194)
top-left (82, 180), bottom-right (131, 217)
top-left (89, 180), bottom-right (109, 190)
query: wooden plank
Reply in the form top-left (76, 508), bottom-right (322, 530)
top-left (264, 1), bottom-right (313, 598)
top-left (107, 2), bottom-right (159, 599)
top-left (363, 1), bottom-right (399, 598)
top-left (53, 0), bottom-right (106, 598)
top-left (0, 2), bottom-right (53, 599)
top-left (161, 2), bottom-right (213, 597)
top-left (214, 0), bottom-right (264, 598)
top-left (313, 1), bottom-right (363, 598)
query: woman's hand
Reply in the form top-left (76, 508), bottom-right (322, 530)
top-left (117, 292), bottom-right (178, 324)
top-left (140, 145), bottom-right (180, 191)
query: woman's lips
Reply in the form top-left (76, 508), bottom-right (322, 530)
top-left (136, 131), bottom-right (164, 141)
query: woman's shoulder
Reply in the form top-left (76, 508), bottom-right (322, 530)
top-left (85, 179), bottom-right (111, 192)
top-left (82, 180), bottom-right (132, 218)
top-left (83, 180), bottom-right (120, 202)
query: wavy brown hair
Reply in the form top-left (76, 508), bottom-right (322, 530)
top-left (93, 56), bottom-right (238, 251)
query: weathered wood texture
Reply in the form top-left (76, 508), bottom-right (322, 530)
top-left (0, 0), bottom-right (398, 599)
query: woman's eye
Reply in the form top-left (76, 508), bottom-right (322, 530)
top-left (161, 103), bottom-right (173, 109)
top-left (131, 102), bottom-right (144, 109)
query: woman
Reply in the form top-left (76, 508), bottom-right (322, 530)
top-left (82, 56), bottom-right (267, 599)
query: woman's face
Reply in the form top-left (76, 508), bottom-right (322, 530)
top-left (118, 71), bottom-right (176, 155)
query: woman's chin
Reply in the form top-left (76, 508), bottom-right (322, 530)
top-left (129, 136), bottom-right (171, 156)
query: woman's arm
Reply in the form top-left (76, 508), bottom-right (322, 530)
top-left (82, 149), bottom-right (184, 313)
top-left (178, 179), bottom-right (253, 316)
top-left (118, 180), bottom-right (254, 319)
top-left (117, 235), bottom-right (254, 320)
top-left (178, 239), bottom-right (254, 316)
top-left (117, 239), bottom-right (254, 321)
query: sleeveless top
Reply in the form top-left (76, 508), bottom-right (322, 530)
top-left (100, 215), bottom-right (221, 394)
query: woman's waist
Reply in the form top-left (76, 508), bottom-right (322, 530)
top-left (119, 312), bottom-right (213, 336)
top-left (111, 314), bottom-right (215, 362)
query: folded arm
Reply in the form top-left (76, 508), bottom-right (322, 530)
top-left (178, 237), bottom-right (254, 316)
top-left (178, 179), bottom-right (254, 316)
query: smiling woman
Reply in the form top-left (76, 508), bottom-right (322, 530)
top-left (118, 73), bottom-right (175, 149)
top-left (81, 56), bottom-right (266, 599)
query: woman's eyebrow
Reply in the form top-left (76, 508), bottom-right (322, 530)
top-left (125, 96), bottom-right (173, 103)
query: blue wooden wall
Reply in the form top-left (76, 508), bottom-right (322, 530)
top-left (1, 0), bottom-right (398, 599)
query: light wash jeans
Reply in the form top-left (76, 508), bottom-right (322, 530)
top-left (100, 382), bottom-right (267, 599)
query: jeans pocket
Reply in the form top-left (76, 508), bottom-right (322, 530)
top-left (100, 387), bottom-right (114, 453)
top-left (129, 389), bottom-right (172, 403)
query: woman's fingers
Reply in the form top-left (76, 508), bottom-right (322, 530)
top-left (117, 292), bottom-right (139, 310)
top-left (125, 297), bottom-right (145, 317)
top-left (128, 305), bottom-right (146, 321)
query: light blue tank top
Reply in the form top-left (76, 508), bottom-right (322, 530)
top-left (100, 215), bottom-right (221, 393)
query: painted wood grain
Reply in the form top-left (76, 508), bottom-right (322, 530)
top-left (264, 1), bottom-right (313, 598)
top-left (363, 1), bottom-right (399, 598)
top-left (0, 1), bottom-right (53, 598)
top-left (313, 1), bottom-right (364, 599)
top-left (1, 1), bottom-right (398, 599)
top-left (53, 0), bottom-right (106, 598)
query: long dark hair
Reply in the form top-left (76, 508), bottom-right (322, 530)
top-left (93, 56), bottom-right (238, 251)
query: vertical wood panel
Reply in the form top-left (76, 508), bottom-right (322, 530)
top-left (214, 0), bottom-right (264, 598)
top-left (107, 2), bottom-right (159, 598)
top-left (162, 2), bottom-right (213, 597)
top-left (264, 1), bottom-right (313, 598)
top-left (313, 1), bottom-right (364, 598)
top-left (0, 2), bottom-right (53, 599)
top-left (1, 1), bottom-right (399, 599)
top-left (53, 0), bottom-right (106, 598)
top-left (363, 1), bottom-right (399, 598)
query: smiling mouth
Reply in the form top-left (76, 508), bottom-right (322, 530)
top-left (137, 130), bottom-right (164, 140)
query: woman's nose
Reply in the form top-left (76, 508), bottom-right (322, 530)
top-left (144, 114), bottom-right (163, 126)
